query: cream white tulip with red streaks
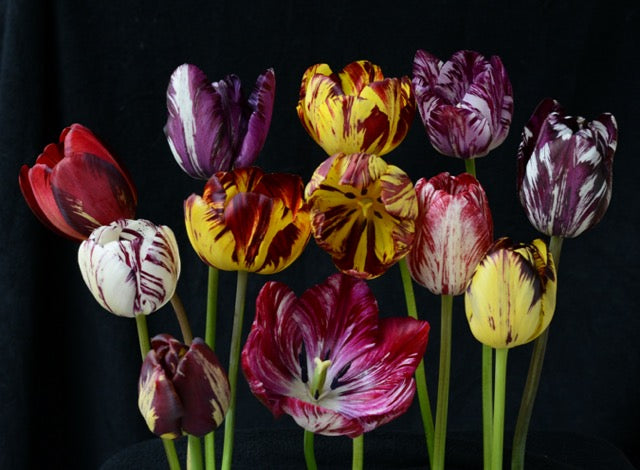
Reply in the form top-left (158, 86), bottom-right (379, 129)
top-left (78, 219), bottom-right (181, 317)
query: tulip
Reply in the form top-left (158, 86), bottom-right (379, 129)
top-left (296, 60), bottom-right (415, 157)
top-left (138, 334), bottom-right (231, 438)
top-left (517, 98), bottom-right (618, 238)
top-left (412, 49), bottom-right (513, 159)
top-left (18, 124), bottom-right (137, 241)
top-left (305, 152), bottom-right (418, 279)
top-left (78, 219), bottom-right (180, 317)
top-left (241, 273), bottom-right (430, 437)
top-left (465, 237), bottom-right (557, 349)
top-left (184, 166), bottom-right (311, 274)
top-left (408, 172), bottom-right (493, 296)
top-left (165, 64), bottom-right (275, 179)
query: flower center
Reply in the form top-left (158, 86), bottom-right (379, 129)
top-left (309, 357), bottom-right (331, 400)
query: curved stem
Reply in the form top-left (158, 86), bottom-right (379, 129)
top-left (303, 430), bottom-right (318, 470)
top-left (511, 235), bottom-right (563, 469)
top-left (135, 315), bottom-right (181, 470)
top-left (398, 258), bottom-right (435, 466)
top-left (491, 348), bottom-right (508, 470)
top-left (170, 293), bottom-right (193, 345)
top-left (464, 158), bottom-right (477, 177)
top-left (188, 434), bottom-right (203, 470)
top-left (221, 270), bottom-right (249, 470)
top-left (204, 267), bottom-right (219, 470)
top-left (352, 435), bottom-right (364, 470)
top-left (433, 294), bottom-right (453, 469)
top-left (482, 345), bottom-right (493, 470)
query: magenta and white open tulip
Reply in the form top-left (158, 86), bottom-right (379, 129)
top-left (412, 49), bottom-right (513, 159)
top-left (78, 219), bottom-right (181, 317)
top-left (138, 334), bottom-right (230, 438)
top-left (165, 64), bottom-right (275, 179)
top-left (241, 273), bottom-right (430, 437)
top-left (517, 98), bottom-right (618, 238)
top-left (407, 172), bottom-right (493, 295)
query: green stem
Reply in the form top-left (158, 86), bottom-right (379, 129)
top-left (398, 258), bottom-right (435, 466)
top-left (482, 345), bottom-right (493, 470)
top-left (464, 158), bottom-right (477, 177)
top-left (511, 235), bottom-right (563, 470)
top-left (204, 267), bottom-right (219, 470)
top-left (135, 315), bottom-right (181, 470)
top-left (303, 431), bottom-right (318, 470)
top-left (170, 293), bottom-right (193, 345)
top-left (491, 348), bottom-right (508, 470)
top-left (352, 435), bottom-right (364, 470)
top-left (221, 270), bottom-right (249, 470)
top-left (188, 434), bottom-right (203, 470)
top-left (433, 294), bottom-right (453, 470)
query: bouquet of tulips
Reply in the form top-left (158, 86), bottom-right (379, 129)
top-left (18, 48), bottom-right (617, 470)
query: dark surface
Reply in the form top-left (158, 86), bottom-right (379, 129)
top-left (2, 0), bottom-right (639, 469)
top-left (100, 430), bottom-right (636, 469)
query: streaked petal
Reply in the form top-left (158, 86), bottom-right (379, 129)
top-left (281, 396), bottom-right (364, 437)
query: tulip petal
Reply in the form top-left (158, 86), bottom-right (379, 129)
top-left (173, 339), bottom-right (230, 436)
top-left (281, 396), bottom-right (364, 437)
top-left (165, 64), bottom-right (230, 179)
top-left (236, 68), bottom-right (276, 167)
top-left (138, 350), bottom-right (184, 439)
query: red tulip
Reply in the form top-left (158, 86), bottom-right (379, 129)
top-left (19, 124), bottom-right (137, 241)
top-left (407, 172), bottom-right (493, 295)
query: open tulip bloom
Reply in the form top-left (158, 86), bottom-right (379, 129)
top-left (412, 49), bottom-right (513, 160)
top-left (78, 219), bottom-right (181, 317)
top-left (305, 152), bottom-right (418, 279)
top-left (242, 273), bottom-right (430, 441)
top-left (165, 64), bottom-right (275, 179)
top-left (517, 98), bottom-right (618, 238)
top-left (138, 334), bottom-right (230, 439)
top-left (297, 60), bottom-right (415, 157)
top-left (19, 123), bottom-right (137, 241)
top-left (184, 166), bottom-right (311, 274)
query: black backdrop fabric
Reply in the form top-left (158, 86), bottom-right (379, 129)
top-left (1, 0), bottom-right (639, 468)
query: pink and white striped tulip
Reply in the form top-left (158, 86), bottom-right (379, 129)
top-left (78, 219), bottom-right (181, 317)
top-left (241, 273), bottom-right (430, 437)
top-left (407, 172), bottom-right (493, 296)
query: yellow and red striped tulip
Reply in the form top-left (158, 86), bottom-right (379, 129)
top-left (296, 60), bottom-right (415, 157)
top-left (184, 167), bottom-right (311, 274)
top-left (464, 238), bottom-right (557, 349)
top-left (305, 153), bottom-right (418, 279)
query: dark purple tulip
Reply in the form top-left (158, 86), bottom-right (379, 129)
top-left (138, 334), bottom-right (230, 438)
top-left (517, 99), bottom-right (618, 238)
top-left (412, 49), bottom-right (513, 159)
top-left (164, 64), bottom-right (275, 179)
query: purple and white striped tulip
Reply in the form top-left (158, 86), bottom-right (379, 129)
top-left (164, 64), bottom-right (275, 179)
top-left (241, 273), bottom-right (430, 437)
top-left (78, 219), bottom-right (181, 317)
top-left (408, 172), bottom-right (493, 296)
top-left (517, 99), bottom-right (618, 238)
top-left (412, 49), bottom-right (513, 159)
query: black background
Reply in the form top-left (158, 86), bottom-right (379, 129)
top-left (1, 0), bottom-right (639, 468)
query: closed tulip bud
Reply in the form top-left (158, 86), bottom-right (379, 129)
top-left (19, 124), bottom-right (137, 241)
top-left (165, 64), bottom-right (275, 179)
top-left (412, 49), bottom-right (513, 159)
top-left (184, 166), bottom-right (311, 274)
top-left (465, 238), bottom-right (557, 349)
top-left (517, 98), bottom-right (618, 238)
top-left (408, 172), bottom-right (493, 295)
top-left (138, 334), bottom-right (230, 438)
top-left (78, 219), bottom-right (180, 317)
top-left (297, 60), bottom-right (415, 157)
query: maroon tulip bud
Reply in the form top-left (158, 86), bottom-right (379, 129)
top-left (517, 98), bottom-right (617, 238)
top-left (138, 334), bottom-right (230, 438)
